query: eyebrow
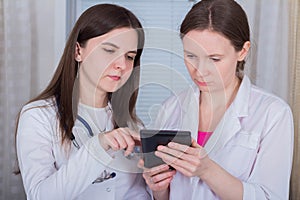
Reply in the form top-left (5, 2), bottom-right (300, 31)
top-left (184, 50), bottom-right (195, 54)
top-left (184, 50), bottom-right (223, 57)
top-left (102, 42), bottom-right (137, 54)
top-left (208, 54), bottom-right (223, 57)
top-left (102, 42), bottom-right (119, 49)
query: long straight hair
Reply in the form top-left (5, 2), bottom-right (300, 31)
top-left (15, 4), bottom-right (144, 156)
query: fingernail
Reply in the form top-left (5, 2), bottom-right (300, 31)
top-left (168, 142), bottom-right (174, 147)
top-left (157, 146), bottom-right (163, 150)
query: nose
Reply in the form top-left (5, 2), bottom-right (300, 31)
top-left (195, 58), bottom-right (211, 77)
top-left (113, 55), bottom-right (127, 70)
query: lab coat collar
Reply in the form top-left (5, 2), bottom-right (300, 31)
top-left (231, 75), bottom-right (251, 117)
top-left (182, 75), bottom-right (252, 154)
top-left (180, 84), bottom-right (199, 139)
top-left (186, 75), bottom-right (251, 115)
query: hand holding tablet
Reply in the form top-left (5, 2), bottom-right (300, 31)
top-left (140, 129), bottom-right (192, 168)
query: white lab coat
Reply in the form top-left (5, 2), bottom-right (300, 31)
top-left (16, 99), bottom-right (150, 200)
top-left (153, 75), bottom-right (294, 200)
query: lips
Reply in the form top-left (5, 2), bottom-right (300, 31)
top-left (108, 75), bottom-right (121, 81)
top-left (196, 80), bottom-right (209, 86)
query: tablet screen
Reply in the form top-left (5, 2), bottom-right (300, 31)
top-left (140, 129), bottom-right (191, 168)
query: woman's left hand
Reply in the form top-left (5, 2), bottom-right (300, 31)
top-left (155, 139), bottom-right (211, 178)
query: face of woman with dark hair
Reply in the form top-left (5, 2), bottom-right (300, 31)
top-left (182, 29), bottom-right (249, 94)
top-left (75, 27), bottom-right (138, 105)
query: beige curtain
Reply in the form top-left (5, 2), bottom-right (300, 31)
top-left (0, 0), bottom-right (33, 199)
top-left (289, 0), bottom-right (300, 199)
top-left (237, 0), bottom-right (289, 101)
top-left (0, 0), bottom-right (65, 198)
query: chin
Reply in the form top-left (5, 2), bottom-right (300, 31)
top-left (106, 86), bottom-right (121, 93)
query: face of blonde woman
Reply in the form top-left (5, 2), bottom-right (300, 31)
top-left (75, 27), bottom-right (138, 98)
top-left (182, 29), bottom-right (249, 94)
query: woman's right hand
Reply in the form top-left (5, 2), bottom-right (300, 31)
top-left (138, 159), bottom-right (176, 200)
top-left (98, 127), bottom-right (140, 156)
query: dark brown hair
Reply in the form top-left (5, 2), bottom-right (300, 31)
top-left (180, 0), bottom-right (250, 74)
top-left (15, 3), bottom-right (144, 164)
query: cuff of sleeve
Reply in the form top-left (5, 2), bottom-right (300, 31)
top-left (242, 182), bottom-right (255, 200)
top-left (83, 136), bottom-right (113, 166)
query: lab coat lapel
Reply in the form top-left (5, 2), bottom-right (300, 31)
top-left (204, 107), bottom-right (241, 155)
top-left (181, 86), bottom-right (199, 140)
top-left (180, 85), bottom-right (242, 153)
top-left (179, 84), bottom-right (242, 146)
top-left (204, 76), bottom-right (251, 154)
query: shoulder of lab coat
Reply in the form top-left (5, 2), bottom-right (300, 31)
top-left (16, 99), bottom-right (115, 199)
top-left (239, 77), bottom-right (294, 200)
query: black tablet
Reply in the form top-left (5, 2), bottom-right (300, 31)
top-left (140, 129), bottom-right (192, 168)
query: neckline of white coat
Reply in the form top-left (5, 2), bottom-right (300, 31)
top-left (184, 75), bottom-right (252, 153)
top-left (188, 75), bottom-right (251, 118)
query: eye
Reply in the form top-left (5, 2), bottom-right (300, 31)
top-left (210, 57), bottom-right (221, 62)
top-left (127, 56), bottom-right (134, 61)
top-left (103, 48), bottom-right (115, 54)
top-left (126, 53), bottom-right (136, 61)
top-left (185, 53), bottom-right (197, 59)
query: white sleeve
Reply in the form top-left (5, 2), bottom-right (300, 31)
top-left (16, 107), bottom-right (113, 200)
top-left (242, 105), bottom-right (294, 200)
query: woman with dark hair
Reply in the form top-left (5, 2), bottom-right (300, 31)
top-left (16, 4), bottom-right (150, 199)
top-left (141, 0), bottom-right (293, 199)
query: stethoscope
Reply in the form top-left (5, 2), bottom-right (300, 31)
top-left (71, 103), bottom-right (113, 149)
top-left (70, 105), bottom-right (117, 184)
top-left (72, 114), bottom-right (117, 183)
top-left (70, 115), bottom-right (96, 149)
top-left (72, 114), bottom-right (141, 158)
top-left (56, 95), bottom-right (139, 183)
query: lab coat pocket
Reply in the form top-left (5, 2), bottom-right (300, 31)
top-left (219, 131), bottom-right (260, 179)
top-left (228, 131), bottom-right (260, 149)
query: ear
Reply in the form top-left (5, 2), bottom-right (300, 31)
top-left (75, 42), bottom-right (83, 62)
top-left (238, 41), bottom-right (250, 61)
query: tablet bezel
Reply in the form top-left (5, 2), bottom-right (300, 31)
top-left (140, 129), bottom-right (192, 168)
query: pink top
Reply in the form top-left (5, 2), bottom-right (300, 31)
top-left (197, 131), bottom-right (213, 146)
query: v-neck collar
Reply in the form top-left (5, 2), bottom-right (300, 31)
top-left (180, 76), bottom-right (251, 154)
